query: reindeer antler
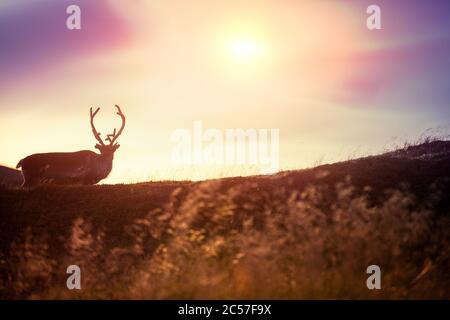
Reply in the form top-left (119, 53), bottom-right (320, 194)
top-left (90, 105), bottom-right (125, 147)
top-left (90, 107), bottom-right (105, 146)
top-left (107, 105), bottom-right (126, 146)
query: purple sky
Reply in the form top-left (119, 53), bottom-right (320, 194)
top-left (0, 0), bottom-right (131, 93)
top-left (1, 0), bottom-right (449, 113)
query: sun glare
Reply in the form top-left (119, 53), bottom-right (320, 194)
top-left (230, 38), bottom-right (258, 60)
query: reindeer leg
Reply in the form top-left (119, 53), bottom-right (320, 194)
top-left (22, 170), bottom-right (39, 188)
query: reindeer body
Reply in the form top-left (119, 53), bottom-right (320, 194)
top-left (17, 151), bottom-right (114, 186)
top-left (16, 105), bottom-right (125, 187)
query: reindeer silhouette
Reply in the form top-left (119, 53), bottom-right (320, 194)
top-left (16, 105), bottom-right (126, 187)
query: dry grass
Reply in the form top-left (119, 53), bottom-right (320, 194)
top-left (1, 177), bottom-right (449, 299)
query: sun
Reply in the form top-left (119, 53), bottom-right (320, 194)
top-left (217, 24), bottom-right (269, 71)
top-left (230, 39), bottom-right (258, 60)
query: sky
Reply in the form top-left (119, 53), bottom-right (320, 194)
top-left (0, 0), bottom-right (449, 182)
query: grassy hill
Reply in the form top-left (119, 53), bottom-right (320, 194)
top-left (0, 141), bottom-right (449, 299)
top-left (0, 165), bottom-right (22, 187)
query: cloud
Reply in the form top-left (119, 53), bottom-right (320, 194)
top-left (0, 0), bottom-right (132, 89)
top-left (336, 36), bottom-right (450, 112)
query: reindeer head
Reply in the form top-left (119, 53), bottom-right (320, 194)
top-left (89, 105), bottom-right (126, 157)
